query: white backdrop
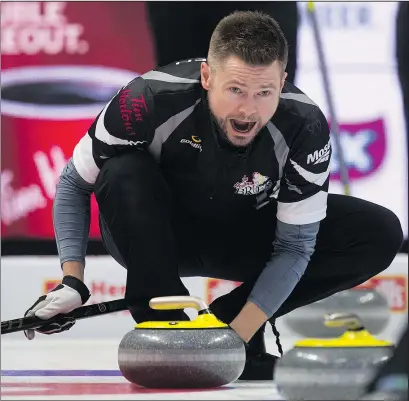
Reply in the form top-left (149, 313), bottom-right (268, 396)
top-left (1, 255), bottom-right (407, 352)
top-left (296, 1), bottom-right (408, 236)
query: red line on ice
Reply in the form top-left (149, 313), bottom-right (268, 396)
top-left (1, 382), bottom-right (228, 396)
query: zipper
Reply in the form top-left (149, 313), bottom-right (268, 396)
top-left (204, 97), bottom-right (252, 202)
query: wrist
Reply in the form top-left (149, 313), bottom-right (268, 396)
top-left (62, 261), bottom-right (85, 281)
top-left (62, 275), bottom-right (91, 305)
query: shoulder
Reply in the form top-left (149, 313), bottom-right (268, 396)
top-left (124, 59), bottom-right (205, 127)
top-left (270, 81), bottom-right (329, 148)
top-left (139, 58), bottom-right (204, 96)
top-left (278, 81), bottom-right (320, 119)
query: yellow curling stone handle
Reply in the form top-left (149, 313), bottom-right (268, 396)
top-left (135, 296), bottom-right (229, 329)
top-left (149, 296), bottom-right (210, 312)
top-left (295, 312), bottom-right (393, 348)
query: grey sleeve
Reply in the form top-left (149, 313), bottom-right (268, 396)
top-left (53, 158), bottom-right (94, 267)
top-left (247, 219), bottom-right (320, 318)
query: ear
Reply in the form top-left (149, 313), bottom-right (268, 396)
top-left (201, 62), bottom-right (211, 90)
top-left (280, 71), bottom-right (287, 91)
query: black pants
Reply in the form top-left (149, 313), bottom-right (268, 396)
top-left (146, 2), bottom-right (299, 84)
top-left (94, 151), bottom-right (403, 325)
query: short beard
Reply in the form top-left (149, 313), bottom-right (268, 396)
top-left (208, 107), bottom-right (234, 146)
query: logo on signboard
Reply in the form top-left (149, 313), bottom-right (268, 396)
top-left (329, 118), bottom-right (387, 181)
top-left (43, 279), bottom-right (61, 295)
top-left (90, 281), bottom-right (126, 298)
top-left (206, 278), bottom-right (242, 305)
top-left (300, 3), bottom-right (373, 30)
top-left (356, 275), bottom-right (408, 312)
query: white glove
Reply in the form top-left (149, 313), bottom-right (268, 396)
top-left (24, 275), bottom-right (90, 340)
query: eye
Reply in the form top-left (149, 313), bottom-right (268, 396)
top-left (259, 90), bottom-right (271, 97)
top-left (229, 87), bottom-right (242, 94)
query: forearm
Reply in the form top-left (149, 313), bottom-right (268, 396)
top-left (230, 249), bottom-right (309, 342)
top-left (248, 221), bottom-right (319, 317)
top-left (231, 220), bottom-right (320, 342)
top-left (53, 158), bottom-right (94, 278)
top-left (247, 249), bottom-right (310, 318)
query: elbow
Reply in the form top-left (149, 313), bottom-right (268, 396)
top-left (273, 221), bottom-right (320, 262)
top-left (55, 158), bottom-right (94, 198)
top-left (274, 237), bottom-right (316, 263)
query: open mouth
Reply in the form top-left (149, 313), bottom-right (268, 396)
top-left (230, 119), bottom-right (256, 134)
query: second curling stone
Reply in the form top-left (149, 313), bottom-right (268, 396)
top-left (283, 288), bottom-right (391, 337)
top-left (275, 313), bottom-right (395, 400)
top-left (118, 296), bottom-right (246, 388)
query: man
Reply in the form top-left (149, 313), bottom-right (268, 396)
top-left (24, 11), bottom-right (403, 380)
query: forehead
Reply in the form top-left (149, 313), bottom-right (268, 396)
top-left (216, 55), bottom-right (282, 87)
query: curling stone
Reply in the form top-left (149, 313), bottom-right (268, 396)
top-left (118, 296), bottom-right (246, 388)
top-left (275, 312), bottom-right (395, 400)
top-left (283, 288), bottom-right (390, 337)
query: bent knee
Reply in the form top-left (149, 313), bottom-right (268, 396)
top-left (94, 150), bottom-right (169, 205)
top-left (95, 150), bottom-right (158, 188)
top-left (364, 205), bottom-right (404, 273)
top-left (374, 206), bottom-right (403, 255)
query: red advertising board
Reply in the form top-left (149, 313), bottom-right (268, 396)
top-left (1, 1), bottom-right (155, 238)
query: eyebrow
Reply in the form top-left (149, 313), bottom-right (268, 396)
top-left (225, 80), bottom-right (277, 89)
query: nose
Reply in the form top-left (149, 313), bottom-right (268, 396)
top-left (238, 95), bottom-right (257, 118)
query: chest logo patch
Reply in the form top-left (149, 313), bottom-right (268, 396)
top-left (234, 172), bottom-right (273, 195)
top-left (180, 136), bottom-right (202, 152)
